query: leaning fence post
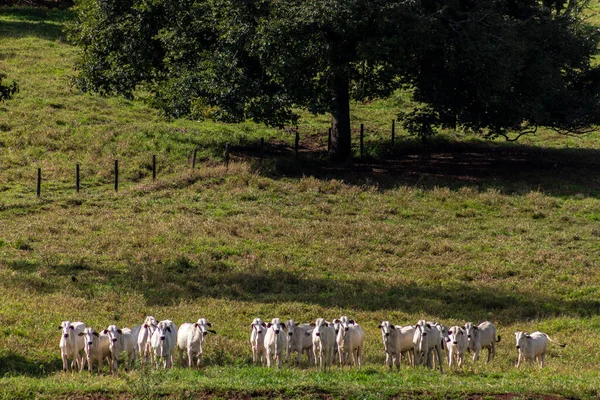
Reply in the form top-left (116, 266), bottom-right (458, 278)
top-left (391, 119), bottom-right (395, 149)
top-left (360, 123), bottom-right (364, 159)
top-left (37, 168), bottom-right (41, 197)
top-left (152, 154), bottom-right (156, 181)
top-left (327, 128), bottom-right (332, 154)
top-left (76, 164), bottom-right (80, 193)
top-left (260, 138), bottom-right (264, 165)
top-left (224, 143), bottom-right (230, 169)
top-left (294, 129), bottom-right (299, 161)
top-left (114, 160), bottom-right (119, 192)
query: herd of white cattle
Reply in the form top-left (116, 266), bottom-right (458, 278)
top-left (58, 316), bottom-right (566, 374)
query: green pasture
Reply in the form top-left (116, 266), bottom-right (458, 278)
top-left (1, 5), bottom-right (600, 399)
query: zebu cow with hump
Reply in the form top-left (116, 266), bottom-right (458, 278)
top-left (464, 321), bottom-right (500, 362)
top-left (58, 321), bottom-right (86, 373)
top-left (152, 320), bottom-right (177, 368)
top-left (104, 325), bottom-right (136, 373)
top-left (264, 318), bottom-right (286, 368)
top-left (515, 331), bottom-right (565, 368)
top-left (79, 327), bottom-right (111, 374)
top-left (177, 318), bottom-right (216, 369)
top-left (335, 318), bottom-right (364, 367)
top-left (285, 319), bottom-right (313, 366)
top-left (379, 321), bottom-right (414, 369)
top-left (447, 326), bottom-right (468, 368)
top-left (250, 318), bottom-right (267, 366)
top-left (138, 316), bottom-right (158, 367)
top-left (312, 318), bottom-right (336, 371)
top-left (413, 320), bottom-right (443, 373)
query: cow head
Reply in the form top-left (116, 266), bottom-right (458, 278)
top-left (268, 318), bottom-right (285, 335)
top-left (515, 331), bottom-right (532, 351)
top-left (59, 321), bottom-right (75, 339)
top-left (251, 318), bottom-right (265, 335)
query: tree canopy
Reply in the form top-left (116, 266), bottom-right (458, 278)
top-left (70, 0), bottom-right (600, 160)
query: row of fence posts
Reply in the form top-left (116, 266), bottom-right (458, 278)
top-left (35, 120), bottom-right (397, 197)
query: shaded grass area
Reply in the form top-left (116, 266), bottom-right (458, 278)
top-left (1, 6), bottom-right (600, 400)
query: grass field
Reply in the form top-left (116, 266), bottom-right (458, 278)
top-left (1, 5), bottom-right (600, 400)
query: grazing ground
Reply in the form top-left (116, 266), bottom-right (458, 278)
top-left (1, 5), bottom-right (600, 400)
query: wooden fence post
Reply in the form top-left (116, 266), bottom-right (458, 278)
top-left (152, 154), bottom-right (156, 181)
top-left (76, 164), bottom-right (80, 193)
top-left (224, 143), bottom-right (230, 169)
top-left (391, 119), bottom-right (395, 149)
top-left (294, 129), bottom-right (299, 161)
top-left (114, 160), bottom-right (119, 192)
top-left (260, 137), bottom-right (264, 165)
top-left (327, 128), bottom-right (332, 154)
top-left (37, 168), bottom-right (41, 197)
top-left (360, 123), bottom-right (364, 159)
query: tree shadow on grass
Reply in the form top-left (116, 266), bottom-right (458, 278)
top-left (234, 136), bottom-right (600, 198)
top-left (0, 351), bottom-right (59, 377)
top-left (0, 8), bottom-right (73, 41)
top-left (127, 259), bottom-right (600, 323)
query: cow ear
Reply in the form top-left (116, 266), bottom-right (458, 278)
top-left (349, 319), bottom-right (355, 324)
top-left (261, 322), bottom-right (267, 328)
top-left (281, 323), bottom-right (286, 330)
top-left (305, 331), bottom-right (312, 336)
top-left (166, 327), bottom-right (171, 333)
top-left (526, 335), bottom-right (532, 339)
top-left (58, 326), bottom-right (62, 330)
top-left (324, 322), bottom-right (329, 327)
top-left (207, 322), bottom-right (212, 327)
top-left (78, 332), bottom-right (84, 336)
top-left (70, 326), bottom-right (75, 330)
top-left (426, 324), bottom-right (431, 329)
top-left (195, 323), bottom-right (199, 328)
top-left (333, 319), bottom-right (340, 324)
top-left (143, 324), bottom-right (148, 329)
top-left (117, 329), bottom-right (122, 334)
top-left (267, 323), bottom-right (272, 328)
top-left (310, 323), bottom-right (316, 327)
top-left (474, 327), bottom-right (479, 330)
top-left (390, 325), bottom-right (395, 330)
top-left (103, 330), bottom-right (108, 334)
top-left (448, 330), bottom-right (453, 335)
top-left (377, 324), bottom-right (382, 329)
top-left (208, 330), bottom-right (217, 334)
top-left (93, 332), bottom-right (99, 337)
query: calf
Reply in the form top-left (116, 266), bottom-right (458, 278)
top-left (285, 319), bottom-right (313, 366)
top-left (79, 327), bottom-right (111, 374)
top-left (336, 320), bottom-right (364, 367)
top-left (151, 320), bottom-right (177, 368)
top-left (177, 318), bottom-right (216, 369)
top-left (447, 326), bottom-right (468, 368)
top-left (104, 325), bottom-right (136, 373)
top-left (264, 318), bottom-right (286, 368)
top-left (250, 318), bottom-right (267, 366)
top-left (312, 318), bottom-right (336, 371)
top-left (464, 321), bottom-right (500, 362)
top-left (58, 321), bottom-right (86, 373)
top-left (515, 331), bottom-right (565, 368)
top-left (138, 316), bottom-right (158, 367)
top-left (378, 321), bottom-right (414, 369)
top-left (413, 320), bottom-right (443, 373)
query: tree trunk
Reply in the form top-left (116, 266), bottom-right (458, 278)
top-left (329, 73), bottom-right (352, 163)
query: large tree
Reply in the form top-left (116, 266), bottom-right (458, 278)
top-left (71, 0), bottom-right (600, 161)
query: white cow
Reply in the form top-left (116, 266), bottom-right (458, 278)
top-left (264, 318), bottom-right (286, 368)
top-left (378, 321), bottom-right (414, 369)
top-left (58, 321), bottom-right (86, 373)
top-left (250, 318), bottom-right (267, 366)
top-left (447, 325), bottom-right (468, 368)
top-left (515, 331), bottom-right (566, 368)
top-left (285, 319), bottom-right (313, 366)
top-left (151, 320), bottom-right (177, 368)
top-left (464, 321), bottom-right (501, 362)
top-left (138, 316), bottom-right (158, 367)
top-left (413, 320), bottom-right (443, 373)
top-left (104, 325), bottom-right (136, 373)
top-left (312, 318), bottom-right (336, 371)
top-left (336, 320), bottom-right (364, 367)
top-left (177, 318), bottom-right (216, 369)
top-left (79, 327), bottom-right (111, 374)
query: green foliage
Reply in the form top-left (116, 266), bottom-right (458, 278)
top-left (400, 0), bottom-right (600, 140)
top-left (0, 72), bottom-right (17, 102)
